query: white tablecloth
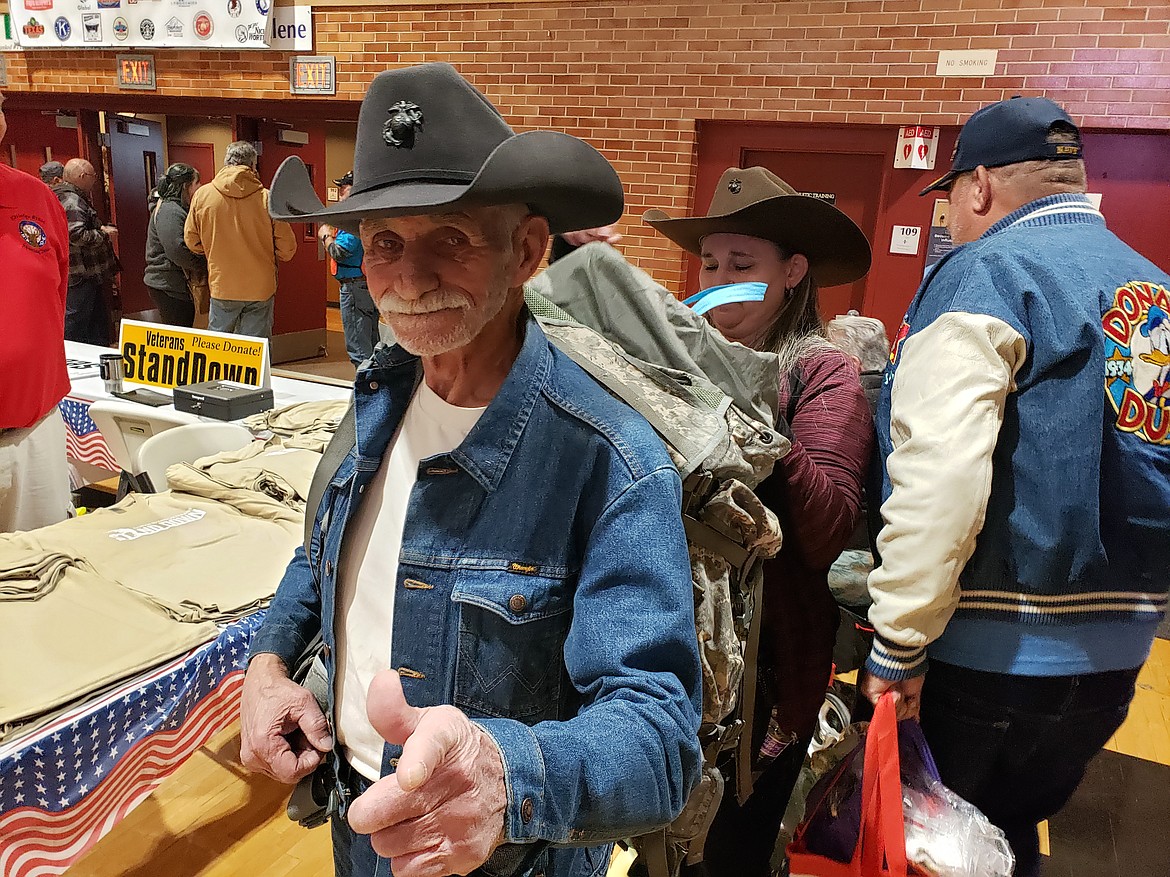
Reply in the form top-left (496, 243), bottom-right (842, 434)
top-left (61, 341), bottom-right (350, 473)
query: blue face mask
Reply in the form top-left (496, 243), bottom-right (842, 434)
top-left (682, 282), bottom-right (768, 316)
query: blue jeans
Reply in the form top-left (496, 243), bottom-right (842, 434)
top-left (209, 297), bottom-right (275, 339)
top-left (338, 278), bottom-right (380, 366)
top-left (65, 278), bottom-right (111, 345)
top-left (919, 661), bottom-right (1140, 877)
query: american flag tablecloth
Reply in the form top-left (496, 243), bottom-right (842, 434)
top-left (58, 398), bottom-right (119, 472)
top-left (0, 611), bottom-right (265, 877)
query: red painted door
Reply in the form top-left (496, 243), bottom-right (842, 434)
top-left (167, 142), bottom-right (216, 193)
top-left (743, 148), bottom-right (885, 319)
top-left (1082, 131), bottom-right (1170, 273)
top-left (0, 108), bottom-right (84, 176)
top-left (696, 122), bottom-right (960, 337)
top-left (256, 120), bottom-right (327, 347)
top-left (108, 114), bottom-right (165, 316)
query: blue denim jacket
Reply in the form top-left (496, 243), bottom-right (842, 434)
top-left (250, 318), bottom-right (703, 877)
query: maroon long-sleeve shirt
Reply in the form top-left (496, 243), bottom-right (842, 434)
top-left (757, 345), bottom-right (873, 738)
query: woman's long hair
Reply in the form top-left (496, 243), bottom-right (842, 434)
top-left (156, 163), bottom-right (198, 203)
top-left (743, 243), bottom-right (833, 377)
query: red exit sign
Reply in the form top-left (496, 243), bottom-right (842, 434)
top-left (116, 54), bottom-right (156, 91)
top-left (290, 55), bottom-right (335, 95)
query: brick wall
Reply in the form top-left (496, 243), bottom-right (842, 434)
top-left (7, 0), bottom-right (1169, 290)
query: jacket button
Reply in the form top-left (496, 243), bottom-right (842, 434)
top-left (358, 483), bottom-right (365, 494)
top-left (508, 594), bottom-right (528, 614)
top-left (325, 560), bottom-right (334, 577)
top-left (322, 643), bottom-right (331, 659)
top-left (369, 381), bottom-right (379, 391)
top-left (521, 797), bottom-right (534, 823)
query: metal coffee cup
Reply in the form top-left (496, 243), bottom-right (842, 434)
top-left (99, 353), bottom-right (125, 395)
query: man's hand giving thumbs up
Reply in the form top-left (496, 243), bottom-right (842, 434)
top-left (347, 669), bottom-right (508, 877)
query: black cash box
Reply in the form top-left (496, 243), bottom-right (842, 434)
top-left (173, 381), bottom-right (275, 421)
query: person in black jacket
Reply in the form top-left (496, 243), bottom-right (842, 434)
top-left (144, 163), bottom-right (206, 327)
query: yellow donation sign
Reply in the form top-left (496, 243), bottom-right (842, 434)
top-left (118, 320), bottom-right (269, 390)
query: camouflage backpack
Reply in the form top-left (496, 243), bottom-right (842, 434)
top-left (524, 267), bottom-right (789, 877)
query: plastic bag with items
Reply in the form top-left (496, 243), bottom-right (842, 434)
top-left (787, 693), bottom-right (1014, 877)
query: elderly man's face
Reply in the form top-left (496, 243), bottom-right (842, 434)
top-left (360, 206), bottom-right (523, 357)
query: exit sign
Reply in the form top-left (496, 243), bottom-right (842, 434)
top-left (290, 55), bottom-right (335, 95)
top-left (116, 54), bottom-right (156, 91)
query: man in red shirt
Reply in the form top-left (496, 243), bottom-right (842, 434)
top-left (0, 94), bottom-right (73, 531)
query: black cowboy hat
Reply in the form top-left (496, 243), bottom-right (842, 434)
top-left (643, 167), bottom-right (871, 288)
top-left (269, 62), bottom-right (623, 234)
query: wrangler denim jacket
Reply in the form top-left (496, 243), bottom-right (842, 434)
top-left (251, 317), bottom-right (703, 877)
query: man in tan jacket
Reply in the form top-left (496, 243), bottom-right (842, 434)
top-left (184, 141), bottom-right (297, 338)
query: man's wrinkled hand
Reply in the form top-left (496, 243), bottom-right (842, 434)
top-left (861, 670), bottom-right (926, 721)
top-left (239, 654), bottom-right (333, 784)
top-left (347, 670), bottom-right (507, 877)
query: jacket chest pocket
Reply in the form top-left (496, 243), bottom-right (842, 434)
top-left (451, 569), bottom-right (573, 722)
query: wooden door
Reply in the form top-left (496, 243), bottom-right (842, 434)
top-left (742, 149), bottom-right (885, 319)
top-left (1082, 131), bottom-right (1170, 272)
top-left (256, 119), bottom-right (328, 361)
top-left (167, 142), bottom-right (216, 192)
top-left (108, 114), bottom-right (164, 316)
top-left (0, 108), bottom-right (84, 176)
top-left (695, 122), bottom-right (961, 336)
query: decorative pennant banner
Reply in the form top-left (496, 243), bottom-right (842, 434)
top-left (12, 0), bottom-right (272, 50)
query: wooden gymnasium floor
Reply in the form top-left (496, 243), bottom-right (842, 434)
top-left (65, 637), bottom-right (1170, 876)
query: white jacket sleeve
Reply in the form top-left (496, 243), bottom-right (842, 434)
top-left (865, 311), bottom-right (1026, 680)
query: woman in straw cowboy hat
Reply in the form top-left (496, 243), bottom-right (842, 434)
top-left (646, 166), bottom-right (875, 876)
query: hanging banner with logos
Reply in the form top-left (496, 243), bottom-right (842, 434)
top-left (12, 0), bottom-right (272, 50)
top-left (118, 320), bottom-right (270, 390)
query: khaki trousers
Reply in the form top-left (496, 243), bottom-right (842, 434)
top-left (0, 409), bottom-right (72, 534)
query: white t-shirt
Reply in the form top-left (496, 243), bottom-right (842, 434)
top-left (333, 380), bottom-right (486, 781)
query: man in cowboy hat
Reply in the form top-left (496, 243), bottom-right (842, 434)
top-left (318, 170), bottom-right (384, 366)
top-left (861, 96), bottom-right (1170, 875)
top-left (241, 62), bottom-right (702, 877)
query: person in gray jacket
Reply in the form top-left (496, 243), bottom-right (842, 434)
top-left (144, 163), bottom-right (206, 327)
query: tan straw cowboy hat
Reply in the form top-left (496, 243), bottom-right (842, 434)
top-left (644, 167), bottom-right (872, 288)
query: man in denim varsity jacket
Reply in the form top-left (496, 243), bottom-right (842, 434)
top-left (240, 64), bottom-right (702, 877)
top-left (861, 97), bottom-right (1170, 876)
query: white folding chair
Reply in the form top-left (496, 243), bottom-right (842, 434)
top-left (87, 400), bottom-right (197, 475)
top-left (134, 422), bottom-right (255, 493)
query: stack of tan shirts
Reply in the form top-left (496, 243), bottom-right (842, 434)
top-left (244, 398), bottom-right (350, 453)
top-left (28, 492), bottom-right (301, 623)
top-left (0, 535), bottom-right (218, 741)
top-left (165, 440), bottom-right (323, 517)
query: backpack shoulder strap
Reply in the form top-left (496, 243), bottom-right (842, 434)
top-left (303, 402), bottom-right (356, 558)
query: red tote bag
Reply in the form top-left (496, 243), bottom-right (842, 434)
top-left (787, 693), bottom-right (921, 877)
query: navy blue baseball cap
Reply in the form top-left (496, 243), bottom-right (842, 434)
top-left (920, 96), bottom-right (1082, 196)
